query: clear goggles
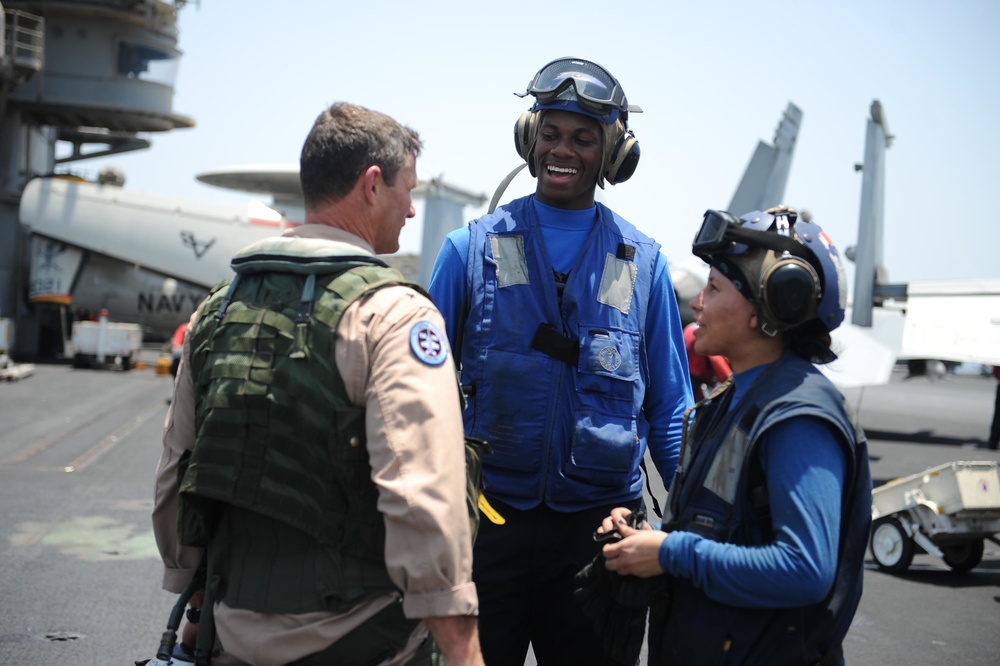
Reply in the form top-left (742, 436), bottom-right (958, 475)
top-left (693, 210), bottom-right (806, 262)
top-left (521, 58), bottom-right (631, 117)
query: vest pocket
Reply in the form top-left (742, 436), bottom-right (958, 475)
top-left (568, 327), bottom-right (640, 487)
top-left (470, 349), bottom-right (550, 473)
top-left (656, 578), bottom-right (738, 666)
top-left (576, 327), bottom-right (638, 401)
top-left (565, 410), bottom-right (637, 487)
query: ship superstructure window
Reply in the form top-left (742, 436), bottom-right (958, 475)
top-left (117, 42), bottom-right (179, 86)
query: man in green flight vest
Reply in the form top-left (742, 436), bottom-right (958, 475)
top-left (153, 102), bottom-right (484, 665)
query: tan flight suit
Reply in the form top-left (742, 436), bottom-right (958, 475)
top-left (153, 224), bottom-right (477, 666)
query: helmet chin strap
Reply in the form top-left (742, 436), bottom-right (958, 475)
top-left (759, 319), bottom-right (780, 338)
top-left (488, 163), bottom-right (528, 214)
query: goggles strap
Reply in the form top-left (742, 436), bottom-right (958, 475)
top-left (723, 225), bottom-right (810, 260)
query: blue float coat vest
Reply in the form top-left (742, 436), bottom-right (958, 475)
top-left (461, 196), bottom-right (660, 510)
top-left (654, 353), bottom-right (871, 665)
top-left (180, 238), bottom-right (413, 614)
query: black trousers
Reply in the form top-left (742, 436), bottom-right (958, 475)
top-left (472, 497), bottom-right (642, 666)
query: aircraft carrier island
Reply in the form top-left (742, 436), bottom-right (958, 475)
top-left (0, 0), bottom-right (193, 358)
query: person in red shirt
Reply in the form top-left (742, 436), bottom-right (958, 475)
top-left (683, 321), bottom-right (732, 401)
top-left (169, 320), bottom-right (189, 377)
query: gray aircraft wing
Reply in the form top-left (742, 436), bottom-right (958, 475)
top-left (822, 101), bottom-right (1000, 388)
top-left (727, 102), bottom-right (803, 216)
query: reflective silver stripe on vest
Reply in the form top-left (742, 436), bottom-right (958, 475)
top-left (597, 253), bottom-right (637, 314)
top-left (703, 425), bottom-right (750, 504)
top-left (489, 235), bottom-right (530, 287)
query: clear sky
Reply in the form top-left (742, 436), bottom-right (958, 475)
top-left (81, 0), bottom-right (1000, 287)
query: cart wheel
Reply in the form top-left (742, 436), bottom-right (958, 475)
top-left (941, 539), bottom-right (984, 573)
top-left (870, 517), bottom-right (914, 573)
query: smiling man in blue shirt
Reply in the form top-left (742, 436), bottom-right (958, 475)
top-left (429, 57), bottom-right (692, 665)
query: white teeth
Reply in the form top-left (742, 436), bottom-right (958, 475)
top-left (548, 166), bottom-right (577, 174)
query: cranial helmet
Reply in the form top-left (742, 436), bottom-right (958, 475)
top-left (513, 57), bottom-right (642, 188)
top-left (692, 206), bottom-right (847, 337)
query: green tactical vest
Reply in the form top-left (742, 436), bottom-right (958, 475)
top-left (180, 240), bottom-right (419, 613)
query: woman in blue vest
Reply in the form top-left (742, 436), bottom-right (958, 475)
top-left (429, 58), bottom-right (692, 665)
top-left (597, 207), bottom-right (872, 665)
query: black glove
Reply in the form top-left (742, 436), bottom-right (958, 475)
top-left (573, 553), bottom-right (614, 630)
top-left (573, 553), bottom-right (648, 665)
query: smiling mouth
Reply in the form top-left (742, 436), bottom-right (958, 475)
top-left (547, 165), bottom-right (578, 176)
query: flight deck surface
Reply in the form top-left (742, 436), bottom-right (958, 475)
top-left (1, 356), bottom-right (997, 664)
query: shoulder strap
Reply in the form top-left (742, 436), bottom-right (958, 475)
top-left (640, 457), bottom-right (662, 519)
top-left (742, 404), bottom-right (773, 538)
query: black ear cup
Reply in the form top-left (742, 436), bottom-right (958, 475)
top-left (759, 257), bottom-right (821, 327)
top-left (605, 128), bottom-right (640, 184)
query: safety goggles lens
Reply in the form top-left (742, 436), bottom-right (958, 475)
top-left (527, 58), bottom-right (626, 112)
top-left (693, 210), bottom-right (735, 255)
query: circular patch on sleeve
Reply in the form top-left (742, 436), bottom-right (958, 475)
top-left (409, 320), bottom-right (448, 366)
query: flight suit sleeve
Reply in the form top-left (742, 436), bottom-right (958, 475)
top-left (336, 285), bottom-right (478, 619)
top-left (644, 254), bottom-right (694, 487)
top-left (427, 228), bottom-right (471, 358)
top-left (152, 310), bottom-right (205, 593)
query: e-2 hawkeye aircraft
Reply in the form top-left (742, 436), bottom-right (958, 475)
top-left (20, 167), bottom-right (487, 344)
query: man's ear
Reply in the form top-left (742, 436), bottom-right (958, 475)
top-left (362, 165), bottom-right (381, 205)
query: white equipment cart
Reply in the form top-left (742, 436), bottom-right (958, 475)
top-left (869, 460), bottom-right (1000, 573)
top-left (70, 318), bottom-right (143, 370)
